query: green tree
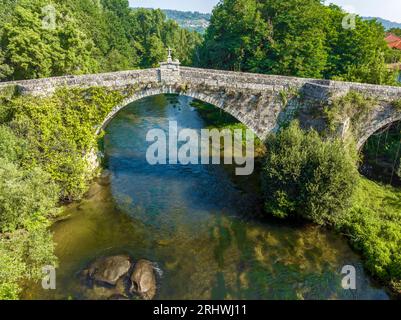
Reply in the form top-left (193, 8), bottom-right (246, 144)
top-left (0, 49), bottom-right (13, 80)
top-left (199, 0), bottom-right (396, 84)
top-left (388, 28), bottom-right (401, 37)
top-left (0, 161), bottom-right (58, 233)
top-left (325, 7), bottom-right (396, 84)
top-left (259, 0), bottom-right (329, 77)
top-left (0, 1), bottom-right (200, 80)
top-left (262, 121), bottom-right (358, 225)
top-left (161, 20), bottom-right (202, 65)
top-left (0, 0), bottom-right (97, 80)
top-left (0, 128), bottom-right (58, 299)
top-left (0, 126), bottom-right (27, 163)
top-left (200, 0), bottom-right (272, 72)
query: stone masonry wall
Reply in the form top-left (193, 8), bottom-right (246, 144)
top-left (3, 65), bottom-right (401, 101)
top-left (0, 69), bottom-right (160, 95)
top-left (1, 64), bottom-right (401, 145)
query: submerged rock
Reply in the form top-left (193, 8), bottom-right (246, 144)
top-left (81, 277), bottom-right (130, 300)
top-left (88, 255), bottom-right (131, 286)
top-left (130, 259), bottom-right (157, 300)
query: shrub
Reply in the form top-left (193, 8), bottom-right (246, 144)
top-left (0, 159), bottom-right (58, 299)
top-left (262, 121), bottom-right (358, 225)
top-left (0, 224), bottom-right (56, 300)
top-left (0, 161), bottom-right (59, 233)
top-left (391, 99), bottom-right (401, 111)
top-left (324, 91), bottom-right (376, 135)
top-left (0, 125), bottom-right (27, 163)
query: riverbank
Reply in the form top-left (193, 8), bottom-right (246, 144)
top-left (341, 177), bottom-right (401, 297)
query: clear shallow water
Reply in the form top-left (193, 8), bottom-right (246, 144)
top-left (25, 95), bottom-right (389, 300)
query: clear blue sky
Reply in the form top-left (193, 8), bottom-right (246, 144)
top-left (128, 0), bottom-right (401, 23)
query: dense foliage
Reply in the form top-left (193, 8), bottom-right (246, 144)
top-left (0, 0), bottom-right (202, 81)
top-left (262, 121), bottom-right (358, 225)
top-left (1, 87), bottom-right (124, 200)
top-left (199, 0), bottom-right (397, 85)
top-left (0, 126), bottom-right (58, 299)
top-left (342, 178), bottom-right (401, 292)
top-left (0, 86), bottom-right (126, 298)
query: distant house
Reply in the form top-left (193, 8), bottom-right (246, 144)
top-left (385, 33), bottom-right (401, 82)
top-left (385, 33), bottom-right (401, 50)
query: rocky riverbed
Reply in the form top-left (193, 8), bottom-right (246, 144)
top-left (80, 255), bottom-right (158, 300)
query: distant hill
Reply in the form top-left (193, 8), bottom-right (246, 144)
top-left (150, 8), bottom-right (401, 34)
top-left (163, 9), bottom-right (210, 33)
top-left (363, 17), bottom-right (401, 30)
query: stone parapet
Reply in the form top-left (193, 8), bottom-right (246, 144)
top-left (1, 65), bottom-right (400, 148)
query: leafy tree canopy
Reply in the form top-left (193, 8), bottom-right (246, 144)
top-left (0, 0), bottom-right (202, 80)
top-left (199, 0), bottom-right (397, 85)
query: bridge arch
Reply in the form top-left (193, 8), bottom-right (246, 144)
top-left (96, 86), bottom-right (262, 137)
top-left (356, 108), bottom-right (401, 150)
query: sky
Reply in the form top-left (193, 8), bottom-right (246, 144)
top-left (128, 0), bottom-right (401, 23)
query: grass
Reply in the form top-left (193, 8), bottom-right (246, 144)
top-left (340, 177), bottom-right (401, 295)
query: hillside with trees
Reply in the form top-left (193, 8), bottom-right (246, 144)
top-left (0, 0), bottom-right (202, 81)
top-left (163, 9), bottom-right (210, 33)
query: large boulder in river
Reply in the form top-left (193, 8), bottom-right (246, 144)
top-left (130, 259), bottom-right (157, 300)
top-left (88, 255), bottom-right (132, 286)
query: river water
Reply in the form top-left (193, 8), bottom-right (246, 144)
top-left (25, 94), bottom-right (389, 300)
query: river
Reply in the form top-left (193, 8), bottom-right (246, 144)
top-left (24, 94), bottom-right (389, 300)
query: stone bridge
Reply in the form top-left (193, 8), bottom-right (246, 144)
top-left (1, 58), bottom-right (401, 148)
